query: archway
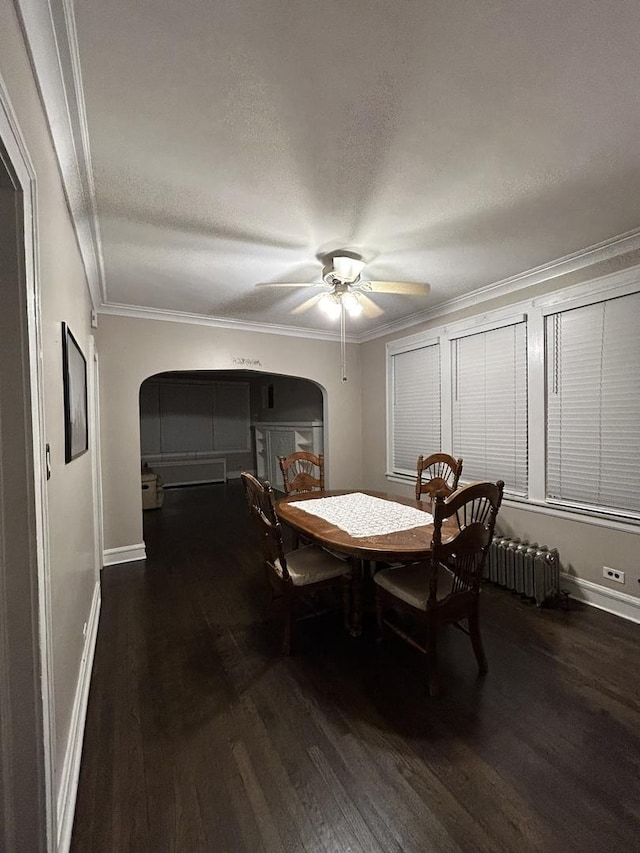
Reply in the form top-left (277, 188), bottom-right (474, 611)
top-left (138, 370), bottom-right (325, 500)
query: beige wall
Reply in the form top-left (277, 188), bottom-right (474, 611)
top-left (361, 254), bottom-right (640, 600)
top-left (249, 374), bottom-right (323, 424)
top-left (1, 0), bottom-right (98, 808)
top-left (97, 314), bottom-right (362, 551)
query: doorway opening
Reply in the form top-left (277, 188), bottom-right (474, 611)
top-left (0, 135), bottom-right (50, 850)
top-left (138, 370), bottom-right (325, 500)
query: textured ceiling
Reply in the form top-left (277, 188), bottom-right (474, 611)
top-left (74, 0), bottom-right (640, 335)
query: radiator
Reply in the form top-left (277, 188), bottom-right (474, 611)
top-left (142, 454), bottom-right (227, 487)
top-left (485, 535), bottom-right (560, 607)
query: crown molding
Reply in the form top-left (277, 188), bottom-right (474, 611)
top-left (15, 0), bottom-right (105, 309)
top-left (98, 302), bottom-right (360, 343)
top-left (357, 227), bottom-right (640, 343)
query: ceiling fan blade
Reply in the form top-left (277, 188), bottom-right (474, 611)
top-left (291, 293), bottom-right (325, 314)
top-left (358, 294), bottom-right (384, 319)
top-left (255, 281), bottom-right (319, 288)
top-left (365, 280), bottom-right (431, 295)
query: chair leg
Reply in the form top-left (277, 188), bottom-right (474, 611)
top-left (469, 611), bottom-right (488, 674)
top-left (426, 623), bottom-right (440, 697)
top-left (282, 589), bottom-right (294, 655)
top-left (350, 560), bottom-right (363, 637)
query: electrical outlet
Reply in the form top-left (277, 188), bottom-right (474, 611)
top-left (603, 566), bottom-right (625, 584)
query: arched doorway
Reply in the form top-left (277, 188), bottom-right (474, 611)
top-left (138, 370), bottom-right (325, 501)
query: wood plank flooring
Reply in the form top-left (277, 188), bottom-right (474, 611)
top-left (71, 482), bottom-right (640, 852)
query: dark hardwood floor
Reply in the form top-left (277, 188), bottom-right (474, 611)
top-left (71, 482), bottom-right (640, 853)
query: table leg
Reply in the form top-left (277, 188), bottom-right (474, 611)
top-left (350, 558), bottom-right (364, 637)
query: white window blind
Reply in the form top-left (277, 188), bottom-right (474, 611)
top-left (546, 290), bottom-right (640, 515)
top-left (391, 343), bottom-right (441, 474)
top-left (451, 321), bottom-right (528, 494)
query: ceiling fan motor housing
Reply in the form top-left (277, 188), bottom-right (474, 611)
top-left (322, 265), bottom-right (360, 287)
top-left (323, 255), bottom-right (367, 285)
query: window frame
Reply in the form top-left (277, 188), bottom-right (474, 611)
top-left (539, 283), bottom-right (640, 522)
top-left (446, 313), bottom-right (528, 496)
top-left (386, 331), bottom-right (441, 479)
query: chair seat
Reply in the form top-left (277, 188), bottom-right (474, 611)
top-left (275, 545), bottom-right (350, 586)
top-left (373, 561), bottom-right (456, 610)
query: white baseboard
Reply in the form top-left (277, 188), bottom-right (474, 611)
top-left (56, 580), bottom-right (101, 853)
top-left (103, 543), bottom-right (146, 566)
top-left (561, 572), bottom-right (640, 624)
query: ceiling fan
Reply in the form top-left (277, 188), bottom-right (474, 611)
top-left (257, 252), bottom-right (430, 382)
top-left (256, 254), bottom-right (430, 320)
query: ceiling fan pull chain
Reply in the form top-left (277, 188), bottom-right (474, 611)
top-left (340, 302), bottom-right (347, 382)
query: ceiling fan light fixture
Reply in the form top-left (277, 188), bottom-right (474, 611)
top-left (320, 293), bottom-right (342, 319)
top-left (341, 291), bottom-right (361, 315)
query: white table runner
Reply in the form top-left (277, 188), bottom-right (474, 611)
top-left (287, 492), bottom-right (433, 538)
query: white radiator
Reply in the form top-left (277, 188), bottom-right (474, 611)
top-left (485, 536), bottom-right (560, 607)
top-left (143, 454), bottom-right (227, 487)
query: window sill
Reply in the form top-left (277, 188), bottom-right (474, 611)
top-left (385, 473), bottom-right (640, 534)
top-left (502, 496), bottom-right (640, 534)
top-left (386, 472), bottom-right (415, 487)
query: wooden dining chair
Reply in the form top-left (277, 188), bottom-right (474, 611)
top-left (278, 451), bottom-right (324, 495)
top-left (278, 451), bottom-right (324, 549)
top-left (374, 479), bottom-right (504, 696)
top-left (241, 472), bottom-right (351, 655)
top-left (415, 453), bottom-right (463, 501)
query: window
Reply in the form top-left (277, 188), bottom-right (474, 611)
top-left (546, 290), bottom-right (640, 515)
top-left (389, 341), bottom-right (440, 476)
top-left (386, 270), bottom-right (640, 526)
top-left (451, 320), bottom-right (528, 494)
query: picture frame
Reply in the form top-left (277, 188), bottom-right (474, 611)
top-left (62, 323), bottom-right (88, 462)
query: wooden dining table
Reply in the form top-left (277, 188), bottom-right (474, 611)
top-left (275, 489), bottom-right (453, 635)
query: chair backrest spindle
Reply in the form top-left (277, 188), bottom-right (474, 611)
top-left (279, 451), bottom-right (324, 495)
top-left (416, 453), bottom-right (463, 501)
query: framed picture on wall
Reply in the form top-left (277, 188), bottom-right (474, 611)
top-left (62, 323), bottom-right (88, 462)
